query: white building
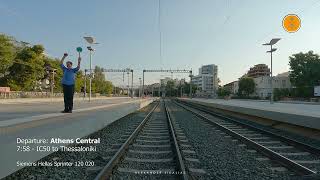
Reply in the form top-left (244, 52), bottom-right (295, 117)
top-left (224, 72), bottom-right (292, 98)
top-left (145, 83), bottom-right (161, 96)
top-left (160, 77), bottom-right (185, 87)
top-left (223, 81), bottom-right (239, 95)
top-left (254, 72), bottom-right (292, 98)
top-left (158, 77), bottom-right (186, 97)
top-left (191, 64), bottom-right (218, 96)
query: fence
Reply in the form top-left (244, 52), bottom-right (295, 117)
top-left (0, 91), bottom-right (99, 99)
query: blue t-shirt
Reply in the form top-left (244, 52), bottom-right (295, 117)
top-left (61, 64), bottom-right (80, 85)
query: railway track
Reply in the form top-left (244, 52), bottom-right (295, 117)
top-left (175, 99), bottom-right (320, 178)
top-left (94, 99), bottom-right (206, 180)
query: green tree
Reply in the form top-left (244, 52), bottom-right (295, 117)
top-left (7, 45), bottom-right (46, 91)
top-left (217, 87), bottom-right (231, 97)
top-left (102, 81), bottom-right (113, 95)
top-left (74, 70), bottom-right (84, 93)
top-left (176, 82), bottom-right (197, 96)
top-left (289, 51), bottom-right (320, 97)
top-left (0, 34), bottom-right (15, 83)
top-left (273, 88), bottom-right (291, 101)
top-left (44, 57), bottom-right (63, 92)
top-left (90, 66), bottom-right (113, 94)
top-left (238, 77), bottom-right (255, 97)
top-left (165, 80), bottom-right (177, 97)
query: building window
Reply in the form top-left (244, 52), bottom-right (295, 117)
top-left (282, 80), bottom-right (286, 87)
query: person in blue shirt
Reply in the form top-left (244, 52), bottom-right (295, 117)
top-left (60, 53), bottom-right (81, 113)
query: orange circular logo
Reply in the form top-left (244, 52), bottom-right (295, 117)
top-left (282, 14), bottom-right (301, 33)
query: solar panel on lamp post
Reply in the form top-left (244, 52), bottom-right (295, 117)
top-left (263, 38), bottom-right (280, 104)
top-left (83, 36), bottom-right (98, 102)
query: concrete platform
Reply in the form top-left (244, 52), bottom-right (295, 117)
top-left (180, 98), bottom-right (320, 130)
top-left (0, 98), bottom-right (155, 179)
top-left (0, 97), bottom-right (135, 122)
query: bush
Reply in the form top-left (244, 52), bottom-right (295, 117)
top-left (217, 87), bottom-right (231, 97)
top-left (274, 87), bottom-right (314, 100)
top-left (231, 95), bottom-right (261, 100)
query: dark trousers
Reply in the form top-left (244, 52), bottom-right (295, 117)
top-left (63, 84), bottom-right (75, 111)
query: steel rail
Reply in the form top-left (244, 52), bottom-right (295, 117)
top-left (164, 99), bottom-right (189, 180)
top-left (174, 100), bottom-right (316, 176)
top-left (177, 99), bottom-right (320, 156)
top-left (94, 101), bottom-right (160, 180)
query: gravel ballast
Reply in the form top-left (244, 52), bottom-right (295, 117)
top-left (167, 100), bottom-right (293, 180)
top-left (180, 100), bottom-right (320, 149)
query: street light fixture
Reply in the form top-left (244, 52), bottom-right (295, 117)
top-left (84, 37), bottom-right (98, 44)
top-left (263, 38), bottom-right (281, 104)
top-left (83, 36), bottom-right (98, 102)
top-left (87, 46), bottom-right (94, 102)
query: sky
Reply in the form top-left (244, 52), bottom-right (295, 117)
top-left (1, 0), bottom-right (320, 87)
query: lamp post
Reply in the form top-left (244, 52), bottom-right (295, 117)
top-left (87, 46), bottom-right (94, 102)
top-left (84, 69), bottom-right (88, 98)
top-left (180, 80), bottom-right (182, 97)
top-left (142, 70), bottom-right (145, 97)
top-left (83, 36), bottom-right (98, 102)
top-left (263, 38), bottom-right (280, 104)
top-left (131, 69), bottom-right (133, 98)
top-left (189, 72), bottom-right (193, 98)
top-left (127, 71), bottom-right (130, 97)
top-left (50, 68), bottom-right (57, 100)
top-left (139, 78), bottom-right (142, 97)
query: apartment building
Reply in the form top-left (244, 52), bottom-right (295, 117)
top-left (191, 64), bottom-right (218, 96)
top-left (224, 71), bottom-right (291, 98)
top-left (254, 72), bottom-right (292, 98)
top-left (246, 64), bottom-right (271, 78)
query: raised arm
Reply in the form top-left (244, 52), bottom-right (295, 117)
top-left (60, 53), bottom-right (68, 64)
top-left (76, 56), bottom-right (81, 70)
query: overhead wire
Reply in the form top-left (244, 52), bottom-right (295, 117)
top-left (190, 0), bottom-right (238, 63)
top-left (158, 0), bottom-right (163, 67)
